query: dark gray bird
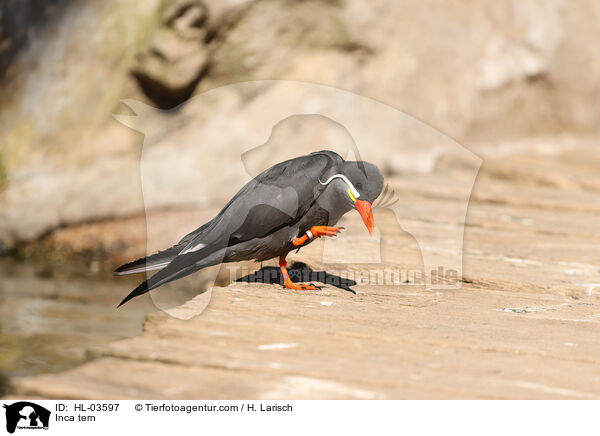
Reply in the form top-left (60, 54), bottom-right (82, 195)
top-left (116, 150), bottom-right (384, 307)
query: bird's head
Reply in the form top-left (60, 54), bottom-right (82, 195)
top-left (320, 161), bottom-right (384, 235)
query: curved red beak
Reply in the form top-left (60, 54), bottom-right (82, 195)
top-left (354, 200), bottom-right (374, 235)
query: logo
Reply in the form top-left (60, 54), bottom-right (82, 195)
top-left (2, 402), bottom-right (50, 434)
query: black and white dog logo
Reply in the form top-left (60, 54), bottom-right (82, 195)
top-left (2, 402), bottom-right (50, 433)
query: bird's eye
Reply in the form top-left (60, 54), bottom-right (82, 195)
top-left (356, 183), bottom-right (362, 190)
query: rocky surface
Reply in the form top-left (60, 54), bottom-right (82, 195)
top-left (2, 0), bottom-right (600, 400)
top-left (2, 0), bottom-right (600, 253)
top-left (0, 0), bottom-right (69, 78)
top-left (7, 143), bottom-right (600, 399)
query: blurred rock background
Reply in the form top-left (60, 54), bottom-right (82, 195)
top-left (2, 0), bottom-right (600, 399)
top-left (0, 0), bottom-right (599, 265)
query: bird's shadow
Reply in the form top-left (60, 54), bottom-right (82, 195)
top-left (236, 262), bottom-right (357, 294)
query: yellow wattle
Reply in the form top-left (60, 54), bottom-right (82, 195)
top-left (348, 188), bottom-right (357, 202)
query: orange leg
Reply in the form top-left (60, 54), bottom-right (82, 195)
top-left (279, 256), bottom-right (318, 290)
top-left (292, 226), bottom-right (342, 246)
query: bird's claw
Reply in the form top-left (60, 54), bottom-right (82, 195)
top-left (298, 283), bottom-right (320, 291)
top-left (284, 281), bottom-right (320, 291)
top-left (310, 226), bottom-right (342, 238)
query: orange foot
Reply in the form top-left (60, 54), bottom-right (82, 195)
top-left (310, 225), bottom-right (342, 237)
top-left (293, 226), bottom-right (343, 246)
top-left (279, 256), bottom-right (320, 291)
top-left (283, 280), bottom-right (318, 291)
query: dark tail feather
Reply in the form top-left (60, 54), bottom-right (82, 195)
top-left (117, 262), bottom-right (200, 308)
top-left (117, 280), bottom-right (151, 307)
top-left (115, 221), bottom-right (215, 276)
top-left (117, 249), bottom-right (221, 307)
top-left (114, 244), bottom-right (186, 275)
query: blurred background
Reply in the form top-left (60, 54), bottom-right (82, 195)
top-left (1, 0), bottom-right (599, 398)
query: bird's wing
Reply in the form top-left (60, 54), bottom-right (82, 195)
top-left (180, 150), bottom-right (344, 252)
top-left (118, 151), bottom-right (343, 306)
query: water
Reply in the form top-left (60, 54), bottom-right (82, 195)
top-left (0, 258), bottom-right (156, 394)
